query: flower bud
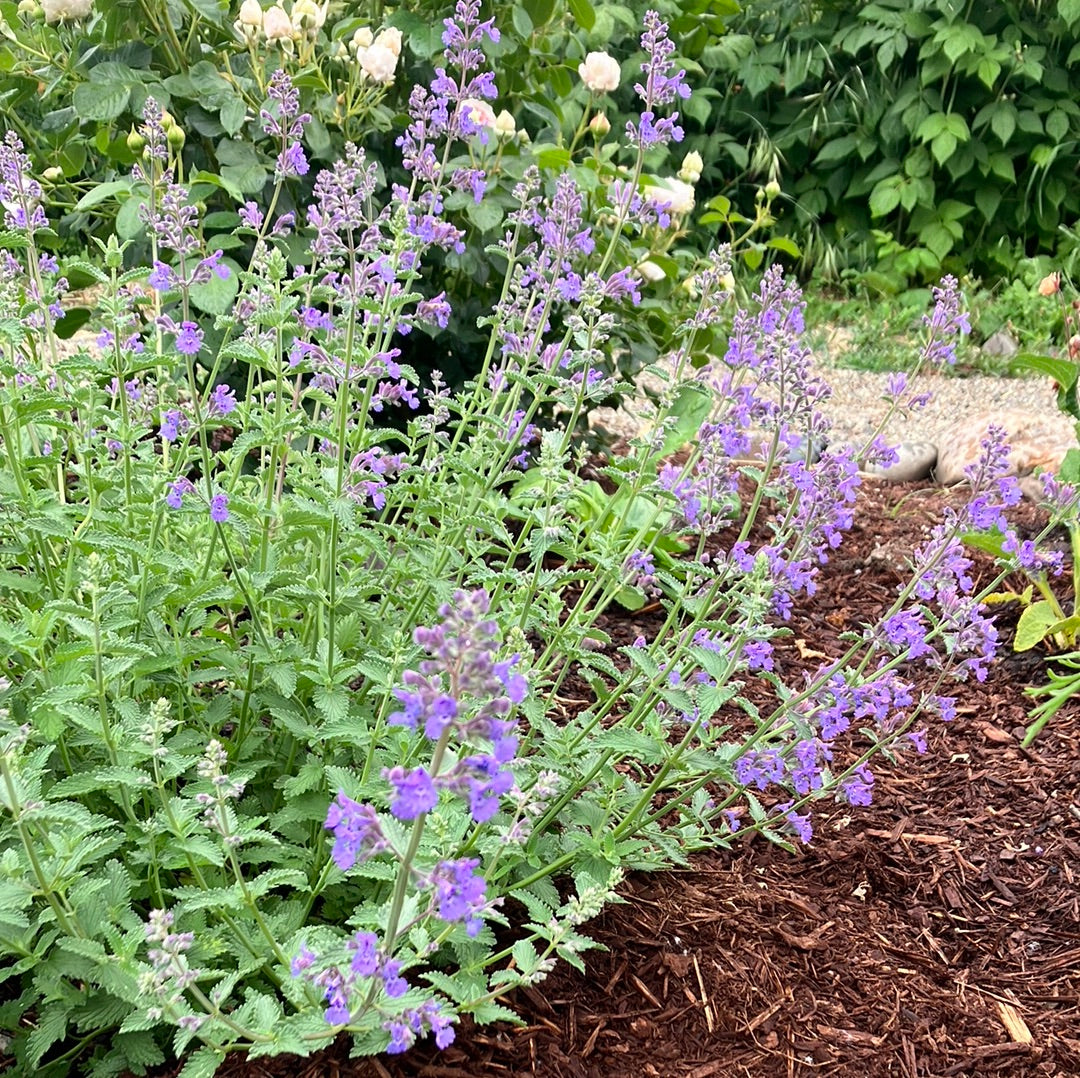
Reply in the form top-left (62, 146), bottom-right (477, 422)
top-left (42, 166), bottom-right (63, 182)
top-left (291, 0), bottom-right (325, 36)
top-left (159, 110), bottom-right (175, 131)
top-left (578, 51), bottom-right (620, 93)
top-left (237, 0), bottom-right (262, 27)
top-left (764, 179), bottom-right (782, 201)
top-left (494, 109), bottom-right (516, 139)
top-left (637, 260), bottom-right (666, 283)
top-left (166, 124), bottom-right (186, 151)
top-left (1038, 272), bottom-right (1061, 297)
top-left (678, 150), bottom-right (703, 185)
top-left (126, 127), bottom-right (146, 154)
top-left (351, 26), bottom-right (373, 54)
top-left (262, 3), bottom-right (292, 43)
top-left (17, 0), bottom-right (41, 15)
top-left (588, 111), bottom-right (611, 138)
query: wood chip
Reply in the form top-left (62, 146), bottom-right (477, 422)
top-left (996, 1000), bottom-right (1033, 1044)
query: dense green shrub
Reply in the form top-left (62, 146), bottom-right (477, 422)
top-left (693, 0), bottom-right (1080, 289)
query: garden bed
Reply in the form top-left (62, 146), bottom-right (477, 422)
top-left (142, 480), bottom-right (1080, 1078)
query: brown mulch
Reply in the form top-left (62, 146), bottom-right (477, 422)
top-left (160, 480), bottom-right (1080, 1077)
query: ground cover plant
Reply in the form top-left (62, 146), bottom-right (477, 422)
top-left (1, 4), bottom-right (1077, 1077)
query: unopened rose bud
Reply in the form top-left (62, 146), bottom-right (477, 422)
top-left (678, 150), bottom-right (703, 184)
top-left (764, 179), bottom-right (781, 201)
top-left (578, 51), bottom-right (620, 93)
top-left (1069, 333), bottom-right (1080, 359)
top-left (588, 111), bottom-right (610, 137)
top-left (166, 124), bottom-right (186, 151)
top-left (262, 3), bottom-right (292, 43)
top-left (126, 128), bottom-right (146, 154)
top-left (494, 109), bottom-right (515, 139)
top-left (42, 166), bottom-right (63, 182)
top-left (1038, 272), bottom-right (1061, 297)
top-left (17, 0), bottom-right (40, 15)
top-left (637, 260), bottom-right (666, 283)
top-left (351, 26), bottom-right (373, 54)
top-left (159, 110), bottom-right (175, 131)
top-left (237, 0), bottom-right (262, 27)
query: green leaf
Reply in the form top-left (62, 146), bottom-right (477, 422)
top-left (975, 185), bottom-right (1002, 222)
top-left (466, 198), bottom-right (504, 232)
top-left (990, 102), bottom-right (1016, 145)
top-left (189, 256), bottom-right (241, 315)
top-left (177, 1047), bottom-right (226, 1078)
top-left (869, 179), bottom-right (901, 217)
top-left (568, 0), bottom-right (595, 32)
top-left (1015, 601), bottom-right (1061, 652)
top-left (1062, 0), bottom-right (1080, 25)
top-left (1010, 352), bottom-right (1078, 390)
top-left (74, 180), bottom-right (132, 212)
top-left (766, 236), bottom-right (801, 257)
top-left (73, 80), bottom-right (131, 122)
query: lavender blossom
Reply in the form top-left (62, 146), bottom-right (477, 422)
top-left (325, 792), bottom-right (389, 870)
top-left (920, 275), bottom-right (969, 367)
top-left (625, 11), bottom-right (689, 150)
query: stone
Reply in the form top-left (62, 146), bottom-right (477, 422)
top-left (981, 329), bottom-right (1019, 358)
top-left (934, 409), bottom-right (1076, 485)
top-left (862, 440), bottom-right (937, 483)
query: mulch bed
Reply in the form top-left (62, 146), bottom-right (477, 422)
top-left (160, 479), bottom-right (1080, 1077)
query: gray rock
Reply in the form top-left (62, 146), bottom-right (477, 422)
top-left (863, 440), bottom-right (937, 482)
top-left (982, 329), bottom-right (1019, 358)
top-left (935, 408), bottom-right (1076, 485)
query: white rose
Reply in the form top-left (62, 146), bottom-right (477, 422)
top-left (42, 0), bottom-right (92, 21)
top-left (646, 177), bottom-right (695, 217)
top-left (460, 97), bottom-right (496, 130)
top-left (578, 51), bottom-right (620, 93)
top-left (360, 41), bottom-right (398, 83)
top-left (637, 260), bottom-right (666, 283)
top-left (374, 26), bottom-right (402, 58)
top-left (262, 4), bottom-right (292, 42)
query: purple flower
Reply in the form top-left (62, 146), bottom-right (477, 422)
top-left (324, 792), bottom-right (388, 871)
top-left (209, 493), bottom-right (229, 523)
top-left (429, 858), bottom-right (487, 936)
top-left (148, 260), bottom-right (176, 291)
top-left (174, 321), bottom-right (203, 356)
top-left (383, 765), bottom-right (439, 819)
top-left (208, 383), bottom-right (237, 416)
top-left (290, 945), bottom-right (316, 977)
top-left (920, 275), bottom-right (969, 367)
top-left (166, 477), bottom-right (195, 509)
top-left (277, 142), bottom-right (310, 180)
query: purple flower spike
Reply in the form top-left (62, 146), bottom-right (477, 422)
top-left (626, 11), bottom-right (689, 149)
top-left (429, 858), bottom-right (487, 936)
top-left (209, 493), bottom-right (229, 523)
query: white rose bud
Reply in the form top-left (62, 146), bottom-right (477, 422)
top-left (578, 51), bottom-right (620, 93)
top-left (678, 150), bottom-right (703, 185)
top-left (360, 41), bottom-right (397, 84)
top-left (494, 109), bottom-right (516, 139)
top-left (637, 260), bottom-right (666, 283)
top-left (460, 97), bottom-right (496, 130)
top-left (351, 26), bottom-right (373, 54)
top-left (18, 0), bottom-right (41, 13)
top-left (41, 0), bottom-right (92, 21)
top-left (373, 26), bottom-right (402, 58)
top-left (291, 0), bottom-right (325, 36)
top-left (42, 166), bottom-right (63, 182)
top-left (262, 3), bottom-right (292, 43)
top-left (588, 111), bottom-right (611, 137)
top-left (764, 179), bottom-right (782, 201)
top-left (237, 0), bottom-right (262, 26)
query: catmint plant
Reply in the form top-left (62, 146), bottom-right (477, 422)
top-left (0, 6), bottom-right (1053, 1075)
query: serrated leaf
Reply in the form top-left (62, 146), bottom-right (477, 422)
top-left (177, 1046), bottom-right (226, 1078)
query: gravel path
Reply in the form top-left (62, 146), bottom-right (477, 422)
top-left (593, 356), bottom-right (1077, 452)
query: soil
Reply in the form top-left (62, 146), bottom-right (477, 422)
top-left (159, 480), bottom-right (1080, 1077)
